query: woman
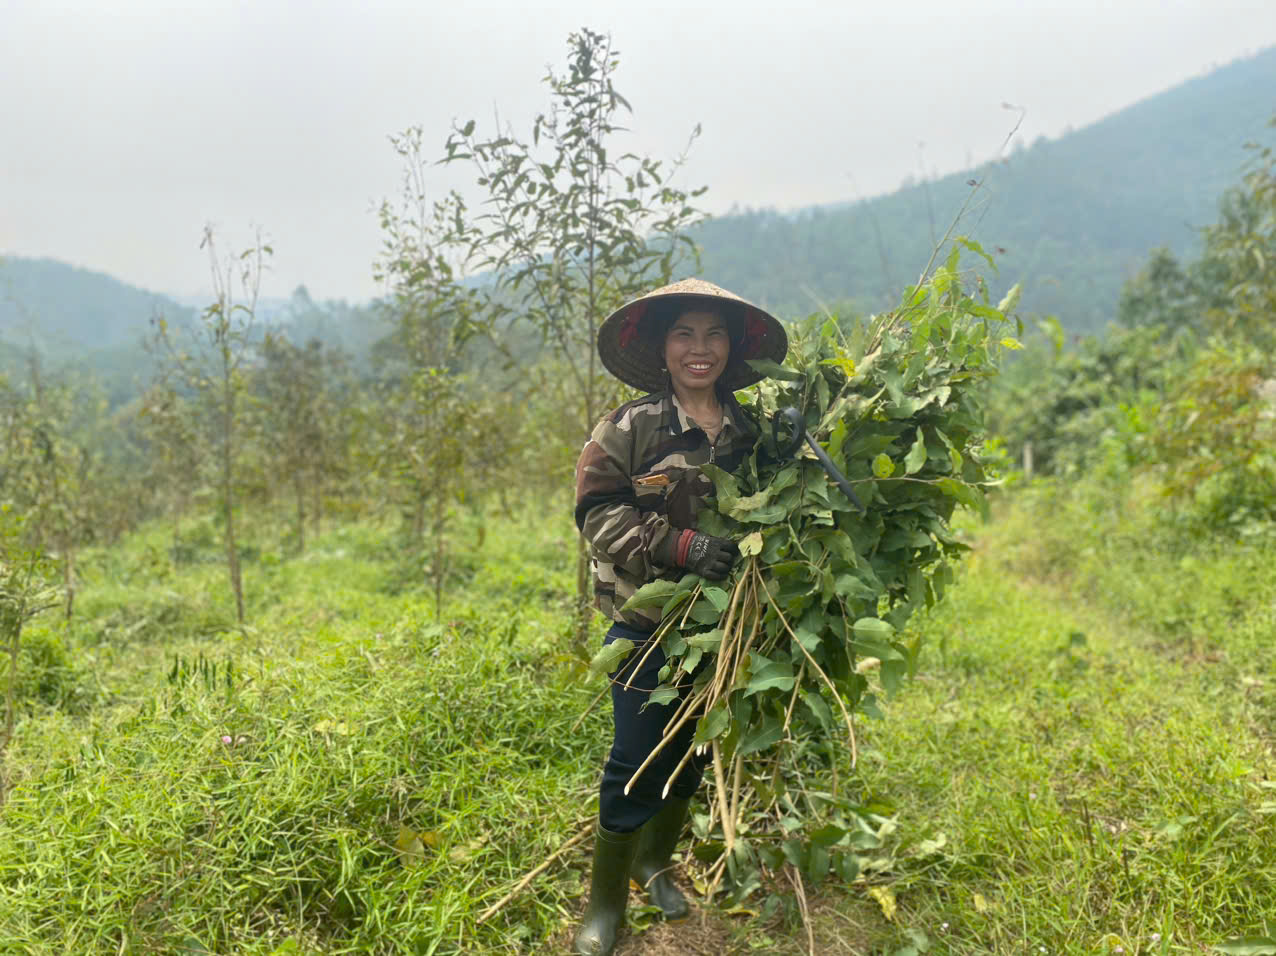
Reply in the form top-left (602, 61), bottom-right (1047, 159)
top-left (572, 278), bottom-right (787, 955)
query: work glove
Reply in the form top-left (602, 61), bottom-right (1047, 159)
top-left (658, 529), bottom-right (739, 581)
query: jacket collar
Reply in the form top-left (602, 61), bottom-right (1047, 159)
top-left (662, 389), bottom-right (740, 438)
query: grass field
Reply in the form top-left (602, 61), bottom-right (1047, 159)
top-left (1, 484), bottom-right (1273, 954)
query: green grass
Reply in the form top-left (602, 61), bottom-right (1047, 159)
top-left (0, 509), bottom-right (612, 953)
top-left (840, 481), bottom-right (1276, 954)
top-left (851, 555), bottom-right (1276, 953)
top-left (1, 489), bottom-right (1273, 954)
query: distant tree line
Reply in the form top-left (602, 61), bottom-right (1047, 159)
top-left (984, 117), bottom-right (1276, 532)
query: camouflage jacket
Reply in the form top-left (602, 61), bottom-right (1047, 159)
top-left (574, 390), bottom-right (756, 630)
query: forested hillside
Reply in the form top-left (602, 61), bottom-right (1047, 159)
top-left (694, 46), bottom-right (1276, 334)
top-left (0, 258), bottom-right (394, 407)
top-left (0, 257), bottom-right (192, 352)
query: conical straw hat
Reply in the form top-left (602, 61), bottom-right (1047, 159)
top-left (597, 278), bottom-right (788, 393)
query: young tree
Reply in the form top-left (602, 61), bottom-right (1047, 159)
top-left (151, 227), bottom-right (268, 624)
top-left (138, 382), bottom-right (202, 552)
top-left (374, 141), bottom-right (482, 614)
top-left (0, 504), bottom-right (58, 804)
top-left (1202, 117), bottom-right (1276, 349)
top-left (253, 334), bottom-right (347, 552)
top-left (0, 362), bottom-right (89, 620)
top-left (431, 28), bottom-right (707, 644)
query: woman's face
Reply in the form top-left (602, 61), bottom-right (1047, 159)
top-left (663, 309), bottom-right (730, 397)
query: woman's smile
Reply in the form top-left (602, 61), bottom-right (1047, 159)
top-left (664, 311), bottom-right (730, 396)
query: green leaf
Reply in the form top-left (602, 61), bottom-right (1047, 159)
top-left (744, 657), bottom-right (796, 696)
top-left (937, 478), bottom-right (987, 518)
top-left (395, 825), bottom-right (427, 867)
top-left (904, 427), bottom-right (927, 475)
top-left (955, 235), bottom-right (996, 270)
top-left (693, 703), bottom-right (731, 745)
top-left (852, 618), bottom-right (895, 642)
top-left (738, 714), bottom-right (784, 755)
top-left (621, 579), bottom-right (678, 611)
top-left (588, 638), bottom-right (634, 678)
top-left (745, 358), bottom-right (803, 381)
top-left (809, 823), bottom-right (847, 846)
top-left (792, 625), bottom-right (821, 653)
top-left (801, 690), bottom-right (833, 730)
top-left (699, 462), bottom-right (741, 499)
top-left (742, 503), bottom-right (790, 525)
top-left (872, 453), bottom-right (895, 479)
top-left (835, 574), bottom-right (877, 602)
top-left (827, 419), bottom-right (849, 460)
top-left (688, 599), bottom-right (722, 625)
top-left (996, 282), bottom-right (1022, 314)
top-left (1215, 941), bottom-right (1276, 956)
top-left (688, 628), bottom-right (723, 651)
top-left (728, 487), bottom-right (776, 515)
top-left (739, 531), bottom-right (763, 557)
top-left (761, 527), bottom-right (791, 563)
top-left (781, 837), bottom-right (807, 869)
top-left (647, 683), bottom-right (679, 707)
top-left (702, 586), bottom-right (729, 612)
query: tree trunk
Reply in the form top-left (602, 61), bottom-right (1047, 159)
top-left (312, 472), bottom-right (322, 540)
top-left (412, 485), bottom-right (426, 542)
top-left (62, 542), bottom-right (75, 621)
top-left (431, 491), bottom-right (446, 620)
top-left (222, 405), bottom-right (244, 625)
top-left (225, 487), bottom-right (244, 625)
top-left (295, 476), bottom-right (306, 554)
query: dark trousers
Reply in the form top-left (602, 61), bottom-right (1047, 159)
top-left (598, 622), bottom-right (708, 833)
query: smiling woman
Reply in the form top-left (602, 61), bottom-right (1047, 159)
top-left (570, 278), bottom-right (787, 954)
top-left (660, 310), bottom-right (731, 440)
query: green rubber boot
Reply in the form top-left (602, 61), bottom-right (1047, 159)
top-left (630, 797), bottom-right (692, 921)
top-left (573, 822), bottom-right (640, 955)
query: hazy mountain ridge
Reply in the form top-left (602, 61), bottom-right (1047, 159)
top-left (0, 256), bottom-right (194, 354)
top-left (3, 46), bottom-right (1273, 356)
top-left (692, 46), bottom-right (1276, 333)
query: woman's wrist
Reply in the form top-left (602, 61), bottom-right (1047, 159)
top-left (674, 529), bottom-right (696, 566)
top-left (658, 527), bottom-right (697, 568)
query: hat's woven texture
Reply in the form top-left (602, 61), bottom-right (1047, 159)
top-left (597, 279), bottom-right (788, 393)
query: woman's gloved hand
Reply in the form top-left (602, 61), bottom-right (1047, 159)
top-left (658, 529), bottom-right (739, 581)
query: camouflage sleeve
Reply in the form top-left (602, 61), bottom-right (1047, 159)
top-left (574, 416), bottom-right (674, 580)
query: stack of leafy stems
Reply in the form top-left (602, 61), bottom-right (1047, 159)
top-left (619, 557), bottom-right (856, 893)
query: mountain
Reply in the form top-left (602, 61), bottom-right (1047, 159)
top-left (0, 256), bottom-right (193, 354)
top-left (5, 48), bottom-right (1273, 359)
top-left (693, 47), bottom-right (1276, 335)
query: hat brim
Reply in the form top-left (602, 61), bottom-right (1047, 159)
top-left (597, 282), bottom-right (788, 393)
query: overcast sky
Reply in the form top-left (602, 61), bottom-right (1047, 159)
top-left (2, 0), bottom-right (1274, 303)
